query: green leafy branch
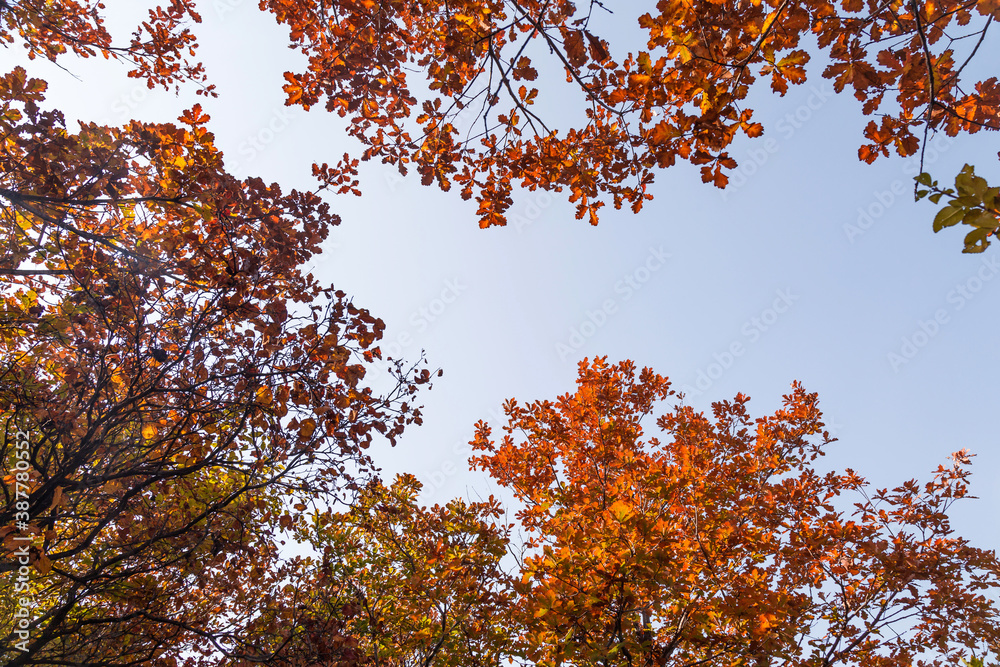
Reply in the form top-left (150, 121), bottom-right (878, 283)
top-left (916, 165), bottom-right (1000, 253)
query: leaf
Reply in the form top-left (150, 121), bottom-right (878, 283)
top-left (561, 28), bottom-right (588, 68)
top-left (48, 486), bottom-right (64, 511)
top-left (609, 500), bottom-right (634, 522)
top-left (963, 227), bottom-right (991, 252)
top-left (967, 210), bottom-right (999, 229)
top-left (299, 418), bottom-right (317, 439)
top-left (585, 31), bottom-right (611, 63)
top-left (257, 386), bottom-right (273, 406)
top-left (35, 551), bottom-right (52, 575)
top-left (629, 74), bottom-right (652, 88)
top-left (513, 56), bottom-right (538, 82)
top-left (933, 205), bottom-right (964, 231)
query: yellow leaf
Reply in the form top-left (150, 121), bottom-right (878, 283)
top-left (142, 424), bottom-right (157, 440)
top-left (256, 386), bottom-right (273, 406)
top-left (609, 500), bottom-right (634, 522)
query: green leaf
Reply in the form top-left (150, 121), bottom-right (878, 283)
top-left (956, 171), bottom-right (974, 196)
top-left (962, 227), bottom-right (990, 253)
top-left (954, 164), bottom-right (989, 200)
top-left (966, 210), bottom-right (999, 230)
top-left (916, 172), bottom-right (933, 187)
top-left (933, 205), bottom-right (964, 232)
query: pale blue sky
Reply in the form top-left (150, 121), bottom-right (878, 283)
top-left (18, 1), bottom-right (1000, 548)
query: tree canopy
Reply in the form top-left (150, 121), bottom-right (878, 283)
top-left (472, 358), bottom-right (1000, 667)
top-left (1, 0), bottom-right (999, 665)
top-left (0, 16), bottom-right (432, 663)
top-left (1, 0), bottom-right (998, 244)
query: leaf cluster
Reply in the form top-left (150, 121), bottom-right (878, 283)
top-left (917, 165), bottom-right (1000, 252)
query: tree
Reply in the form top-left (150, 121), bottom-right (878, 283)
top-left (0, 44), bottom-right (431, 667)
top-left (472, 358), bottom-right (1000, 667)
top-left (0, 4), bottom-right (435, 663)
top-left (286, 474), bottom-right (514, 667)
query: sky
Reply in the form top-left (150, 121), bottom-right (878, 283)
top-left (14, 1), bottom-right (1000, 550)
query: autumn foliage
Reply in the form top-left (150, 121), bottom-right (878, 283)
top-left (264, 0), bottom-right (1000, 245)
top-left (1, 0), bottom-right (1000, 664)
top-left (472, 358), bottom-right (1000, 667)
top-left (287, 474), bottom-right (514, 667)
top-left (0, 13), bottom-right (429, 665)
top-left (2, 0), bottom-right (999, 241)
